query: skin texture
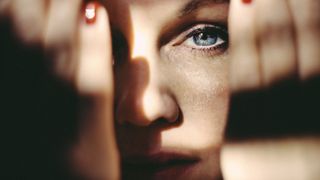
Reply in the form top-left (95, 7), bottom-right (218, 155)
top-left (73, 0), bottom-right (230, 179)
top-left (0, 0), bottom-right (319, 179)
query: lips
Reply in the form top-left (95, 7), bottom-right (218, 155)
top-left (122, 151), bottom-right (200, 179)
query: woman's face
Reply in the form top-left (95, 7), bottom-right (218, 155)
top-left (108, 0), bottom-right (229, 179)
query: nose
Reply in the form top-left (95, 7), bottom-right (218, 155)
top-left (115, 59), bottom-right (180, 127)
top-left (114, 31), bottom-right (179, 127)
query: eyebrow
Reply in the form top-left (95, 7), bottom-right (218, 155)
top-left (179, 0), bottom-right (229, 17)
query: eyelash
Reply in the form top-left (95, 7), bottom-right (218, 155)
top-left (173, 24), bottom-right (228, 56)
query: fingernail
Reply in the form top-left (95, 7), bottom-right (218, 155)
top-left (84, 2), bottom-right (98, 24)
top-left (242, 0), bottom-right (252, 4)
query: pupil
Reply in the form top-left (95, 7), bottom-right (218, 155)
top-left (199, 33), bottom-right (208, 40)
top-left (193, 31), bottom-right (217, 46)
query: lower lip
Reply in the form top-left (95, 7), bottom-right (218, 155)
top-left (123, 160), bottom-right (199, 179)
top-left (154, 161), bottom-right (198, 178)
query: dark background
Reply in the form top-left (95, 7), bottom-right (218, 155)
top-left (1, 18), bottom-right (79, 179)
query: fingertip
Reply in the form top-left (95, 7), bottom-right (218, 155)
top-left (84, 1), bottom-right (99, 25)
top-left (77, 3), bottom-right (113, 96)
top-left (242, 0), bottom-right (252, 5)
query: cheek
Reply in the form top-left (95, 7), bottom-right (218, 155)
top-left (175, 54), bottom-right (229, 115)
top-left (163, 54), bottom-right (230, 149)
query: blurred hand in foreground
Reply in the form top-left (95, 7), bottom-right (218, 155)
top-left (0, 0), bottom-right (82, 80)
top-left (223, 0), bottom-right (320, 179)
top-left (0, 1), bottom-right (120, 179)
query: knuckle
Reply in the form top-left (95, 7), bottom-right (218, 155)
top-left (9, 2), bottom-right (46, 45)
top-left (291, 0), bottom-right (320, 34)
top-left (257, 2), bottom-right (294, 40)
top-left (13, 19), bottom-right (44, 45)
top-left (0, 0), bottom-right (11, 16)
top-left (299, 15), bottom-right (320, 34)
top-left (257, 17), bottom-right (294, 41)
top-left (45, 28), bottom-right (74, 50)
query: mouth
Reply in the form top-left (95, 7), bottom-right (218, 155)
top-left (122, 151), bottom-right (200, 178)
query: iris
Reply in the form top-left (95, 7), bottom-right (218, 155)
top-left (192, 31), bottom-right (218, 46)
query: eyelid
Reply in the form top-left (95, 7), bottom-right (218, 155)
top-left (171, 23), bottom-right (228, 46)
top-left (186, 24), bottom-right (227, 38)
top-left (184, 35), bottom-right (225, 47)
top-left (166, 23), bottom-right (229, 58)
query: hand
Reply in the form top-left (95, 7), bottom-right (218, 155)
top-left (0, 0), bottom-right (82, 80)
top-left (1, 1), bottom-right (119, 179)
top-left (226, 0), bottom-right (320, 139)
top-left (229, 0), bottom-right (320, 91)
top-left (223, 0), bottom-right (320, 179)
top-left (68, 4), bottom-right (120, 179)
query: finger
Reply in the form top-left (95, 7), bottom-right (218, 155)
top-left (288, 0), bottom-right (320, 80)
top-left (10, 0), bottom-right (46, 44)
top-left (256, 0), bottom-right (297, 87)
top-left (72, 4), bottom-right (119, 179)
top-left (77, 4), bottom-right (113, 96)
top-left (229, 0), bottom-right (262, 93)
top-left (44, 0), bottom-right (82, 81)
top-left (221, 137), bottom-right (320, 180)
top-left (0, 0), bottom-right (11, 17)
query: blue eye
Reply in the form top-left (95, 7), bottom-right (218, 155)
top-left (192, 31), bottom-right (218, 46)
top-left (184, 25), bottom-right (227, 48)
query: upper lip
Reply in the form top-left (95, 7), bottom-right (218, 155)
top-left (122, 151), bottom-right (200, 170)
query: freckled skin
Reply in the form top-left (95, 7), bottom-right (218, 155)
top-left (108, 0), bottom-right (230, 179)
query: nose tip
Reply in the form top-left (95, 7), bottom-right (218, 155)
top-left (141, 88), bottom-right (180, 125)
top-left (116, 86), bottom-right (180, 127)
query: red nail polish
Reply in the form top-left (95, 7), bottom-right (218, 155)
top-left (84, 2), bottom-right (98, 24)
top-left (242, 0), bottom-right (252, 4)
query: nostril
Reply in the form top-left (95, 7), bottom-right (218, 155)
top-left (148, 110), bottom-right (183, 129)
top-left (161, 94), bottom-right (181, 124)
top-left (162, 103), bottom-right (180, 124)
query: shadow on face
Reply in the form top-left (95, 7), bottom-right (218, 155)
top-left (0, 0), bottom-right (231, 179)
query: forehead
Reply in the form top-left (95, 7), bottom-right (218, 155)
top-left (103, 0), bottom-right (184, 38)
top-left (104, 0), bottom-right (188, 7)
top-left (103, 0), bottom-right (229, 29)
top-left (104, 0), bottom-right (228, 14)
top-left (103, 0), bottom-right (184, 20)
